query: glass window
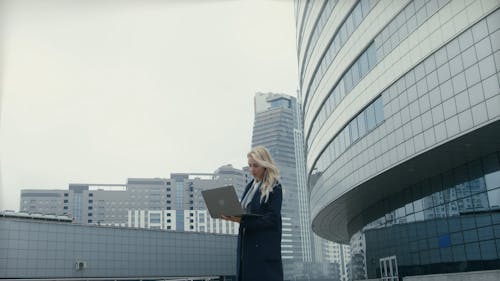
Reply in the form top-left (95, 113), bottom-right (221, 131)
top-left (452, 244), bottom-right (466, 261)
top-left (328, 92), bottom-right (335, 112)
top-left (407, 14), bottom-right (417, 34)
top-left (427, 71), bottom-right (439, 91)
top-left (415, 63), bottom-right (426, 82)
top-left (464, 229), bottom-right (479, 243)
top-left (339, 130), bottom-right (345, 151)
top-left (465, 242), bottom-right (481, 260)
top-left (480, 240), bottom-right (498, 259)
top-left (357, 112), bottom-right (367, 137)
top-left (339, 25), bottom-right (347, 44)
top-left (353, 4), bottom-right (362, 26)
top-left (426, 220), bottom-right (438, 236)
top-left (472, 192), bottom-right (489, 211)
top-left (435, 47), bottom-right (448, 67)
top-left (424, 55), bottom-right (437, 73)
top-left (449, 55), bottom-right (464, 76)
top-left (447, 201), bottom-right (460, 216)
top-left (344, 128), bottom-right (351, 148)
top-left (350, 120), bottom-right (359, 141)
top-left (374, 97), bottom-right (384, 124)
top-left (366, 104), bottom-right (376, 131)
top-left (338, 78), bottom-right (345, 99)
top-left (429, 248), bottom-right (441, 263)
top-left (328, 144), bottom-right (335, 161)
top-left (361, 0), bottom-right (370, 16)
top-left (461, 216), bottom-right (476, 230)
top-left (396, 207), bottom-right (406, 219)
top-left (436, 64), bottom-right (451, 86)
top-left (415, 211), bottom-right (424, 221)
top-left (487, 188), bottom-right (500, 210)
top-left (405, 202), bottom-right (414, 214)
top-left (458, 197), bottom-right (475, 214)
top-left (458, 30), bottom-right (474, 51)
top-left (367, 44), bottom-right (377, 68)
top-left (352, 61), bottom-right (361, 84)
top-left (334, 138), bottom-right (340, 158)
top-left (414, 199), bottom-right (424, 212)
top-left (454, 166), bottom-right (471, 199)
top-left (416, 4), bottom-right (428, 26)
top-left (483, 154), bottom-right (500, 190)
top-left (477, 226), bottom-right (494, 240)
top-left (343, 71), bottom-right (351, 92)
top-left (331, 88), bottom-right (339, 108)
top-left (441, 247), bottom-right (453, 262)
top-left (346, 14), bottom-right (354, 35)
top-left (321, 107), bottom-right (327, 123)
top-left (415, 79), bottom-right (428, 101)
top-left (447, 217), bottom-right (461, 233)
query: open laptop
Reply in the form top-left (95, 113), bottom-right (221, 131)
top-left (202, 185), bottom-right (263, 219)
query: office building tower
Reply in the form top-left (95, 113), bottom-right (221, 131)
top-left (251, 92), bottom-right (314, 278)
top-left (296, 0), bottom-right (500, 279)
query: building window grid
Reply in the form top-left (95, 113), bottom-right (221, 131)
top-left (303, 0), bottom-right (377, 113)
top-left (300, 0), bottom-right (339, 84)
top-left (309, 10), bottom-right (500, 192)
top-left (306, 0), bottom-right (449, 148)
top-left (309, 95), bottom-right (384, 187)
top-left (361, 152), bottom-right (500, 270)
top-left (297, 0), bottom-right (315, 56)
top-left (307, 42), bottom-right (377, 149)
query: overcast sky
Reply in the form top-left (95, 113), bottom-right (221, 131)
top-left (0, 0), bottom-right (298, 211)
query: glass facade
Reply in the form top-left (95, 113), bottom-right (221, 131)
top-left (307, 42), bottom-right (377, 148)
top-left (297, 0), bottom-right (500, 279)
top-left (300, 0), bottom-right (339, 85)
top-left (303, 0), bottom-right (377, 114)
top-left (355, 153), bottom-right (500, 278)
top-left (309, 8), bottom-right (500, 197)
top-left (309, 95), bottom-right (384, 188)
top-left (374, 0), bottom-right (450, 62)
top-left (305, 0), bottom-right (451, 145)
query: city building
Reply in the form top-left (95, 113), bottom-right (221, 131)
top-left (20, 183), bottom-right (129, 225)
top-left (251, 92), bottom-right (317, 278)
top-left (20, 165), bottom-right (246, 235)
top-left (313, 234), bottom-right (352, 281)
top-left (296, 0), bottom-right (500, 279)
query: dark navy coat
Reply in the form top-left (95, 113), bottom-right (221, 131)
top-left (237, 179), bottom-right (283, 281)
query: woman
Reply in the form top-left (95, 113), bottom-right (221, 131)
top-left (222, 146), bottom-right (283, 281)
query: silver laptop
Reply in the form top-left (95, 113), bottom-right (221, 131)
top-left (202, 185), bottom-right (262, 219)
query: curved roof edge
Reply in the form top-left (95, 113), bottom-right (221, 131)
top-left (312, 119), bottom-right (500, 243)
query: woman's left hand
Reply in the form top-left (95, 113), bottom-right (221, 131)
top-left (221, 214), bottom-right (241, 223)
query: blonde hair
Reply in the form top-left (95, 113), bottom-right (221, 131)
top-left (247, 146), bottom-right (280, 203)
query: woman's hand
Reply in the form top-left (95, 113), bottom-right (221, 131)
top-left (221, 214), bottom-right (241, 223)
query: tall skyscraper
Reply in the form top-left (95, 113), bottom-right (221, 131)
top-left (294, 90), bottom-right (314, 264)
top-left (251, 92), bottom-right (314, 278)
top-left (296, 0), bottom-right (500, 279)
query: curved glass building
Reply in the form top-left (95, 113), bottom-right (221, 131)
top-left (295, 0), bottom-right (500, 279)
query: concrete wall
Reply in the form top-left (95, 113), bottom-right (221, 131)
top-left (0, 217), bottom-right (237, 279)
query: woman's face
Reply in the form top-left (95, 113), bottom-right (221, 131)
top-left (248, 156), bottom-right (265, 181)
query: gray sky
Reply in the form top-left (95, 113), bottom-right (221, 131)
top-left (0, 0), bottom-right (298, 211)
